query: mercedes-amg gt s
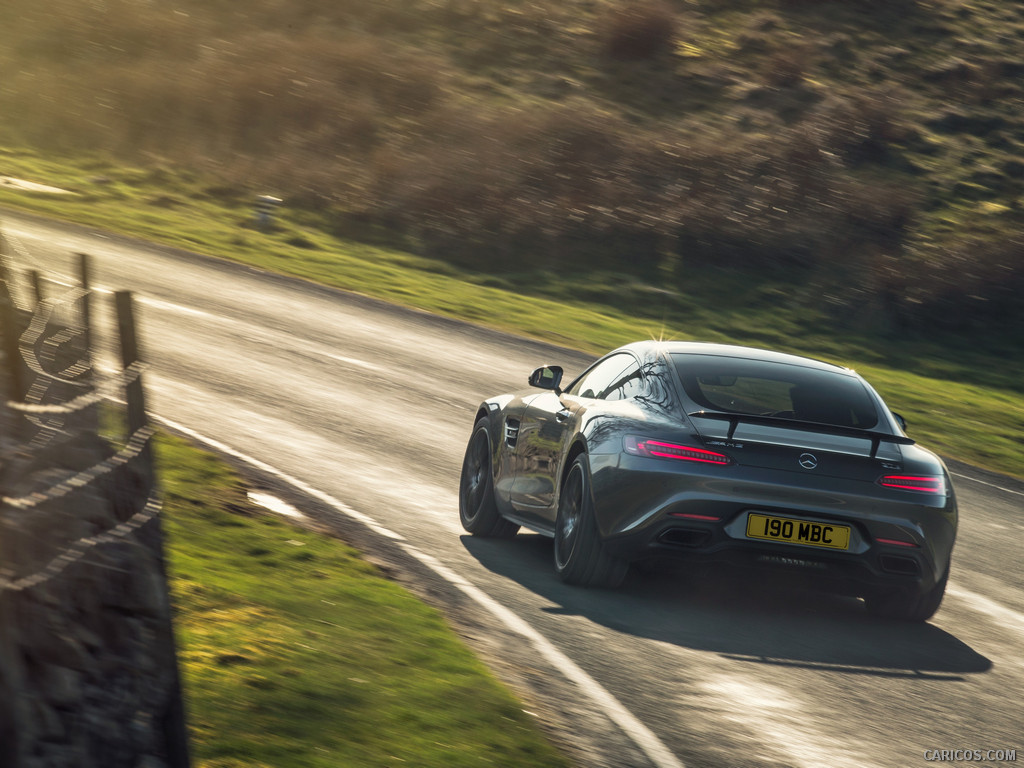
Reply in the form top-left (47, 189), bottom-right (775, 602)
top-left (458, 341), bottom-right (956, 621)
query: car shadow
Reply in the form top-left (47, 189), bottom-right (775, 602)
top-left (461, 533), bottom-right (992, 679)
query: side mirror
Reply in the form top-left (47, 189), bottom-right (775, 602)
top-left (893, 412), bottom-right (908, 431)
top-left (529, 365), bottom-right (563, 393)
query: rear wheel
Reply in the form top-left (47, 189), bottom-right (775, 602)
top-left (459, 418), bottom-right (519, 538)
top-left (553, 455), bottom-right (628, 588)
top-left (866, 563), bottom-right (949, 622)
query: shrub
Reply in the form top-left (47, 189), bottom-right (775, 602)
top-left (895, 237), bottom-right (1024, 334)
top-left (806, 89), bottom-right (915, 168)
top-left (763, 44), bottom-right (814, 87)
top-left (598, 1), bottom-right (678, 61)
top-left (0, 0), bottom-right (1015, 346)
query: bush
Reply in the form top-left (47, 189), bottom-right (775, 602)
top-left (807, 90), bottom-right (915, 168)
top-left (895, 237), bottom-right (1024, 334)
top-left (598, 1), bottom-right (678, 61)
top-left (0, 0), bottom-right (1015, 346)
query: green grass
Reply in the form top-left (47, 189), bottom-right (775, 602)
top-left (157, 431), bottom-right (569, 768)
top-left (2, 149), bottom-right (1023, 479)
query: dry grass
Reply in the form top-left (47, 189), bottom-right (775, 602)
top-left (2, 0), bottom-right (1023, 339)
top-left (598, 1), bottom-right (679, 61)
top-left (158, 432), bottom-right (570, 768)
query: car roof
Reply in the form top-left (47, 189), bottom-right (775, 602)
top-left (617, 340), bottom-right (855, 375)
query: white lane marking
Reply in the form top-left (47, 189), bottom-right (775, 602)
top-left (147, 372), bottom-right (465, 536)
top-left (248, 491), bottom-right (306, 519)
top-left (409, 549), bottom-right (686, 768)
top-left (155, 415), bottom-right (404, 542)
top-left (137, 297), bottom-right (383, 371)
top-left (947, 585), bottom-right (1024, 638)
top-left (950, 471), bottom-right (1024, 498)
top-left (323, 353), bottom-right (381, 371)
top-left (139, 295), bottom-right (216, 320)
top-left (153, 414), bottom-right (685, 768)
top-left (47, 277), bottom-right (385, 372)
top-left (0, 177), bottom-right (74, 195)
top-left (43, 277), bottom-right (114, 296)
top-left (135, 296), bottom-right (383, 370)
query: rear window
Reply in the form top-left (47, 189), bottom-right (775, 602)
top-left (670, 353), bottom-right (879, 429)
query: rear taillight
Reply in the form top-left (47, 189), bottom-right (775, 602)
top-left (878, 475), bottom-right (946, 494)
top-left (624, 436), bottom-right (732, 465)
top-left (875, 537), bottom-right (919, 548)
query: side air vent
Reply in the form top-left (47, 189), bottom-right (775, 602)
top-left (504, 419), bottom-right (520, 448)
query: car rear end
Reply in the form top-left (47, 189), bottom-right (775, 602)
top-left (592, 346), bottom-right (957, 606)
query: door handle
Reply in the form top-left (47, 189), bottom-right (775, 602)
top-left (556, 409), bottom-right (571, 422)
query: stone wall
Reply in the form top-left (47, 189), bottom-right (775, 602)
top-left (0, 271), bottom-right (189, 768)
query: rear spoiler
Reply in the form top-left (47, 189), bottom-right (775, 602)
top-left (687, 410), bottom-right (915, 459)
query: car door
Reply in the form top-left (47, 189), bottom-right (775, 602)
top-left (509, 353), bottom-right (638, 514)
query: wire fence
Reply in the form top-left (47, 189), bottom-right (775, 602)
top-left (0, 489), bottom-right (162, 593)
top-left (0, 225), bottom-right (190, 768)
top-left (0, 226), bottom-right (156, 595)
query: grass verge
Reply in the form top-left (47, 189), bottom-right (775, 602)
top-left (158, 431), bottom-right (570, 768)
top-left (2, 149), bottom-right (1023, 479)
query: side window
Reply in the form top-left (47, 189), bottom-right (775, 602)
top-left (603, 362), bottom-right (644, 401)
top-left (566, 354), bottom-right (634, 399)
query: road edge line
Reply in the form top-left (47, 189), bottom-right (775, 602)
top-left (153, 414), bottom-right (686, 768)
top-left (949, 470), bottom-right (1024, 498)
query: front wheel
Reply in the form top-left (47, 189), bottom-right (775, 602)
top-left (553, 455), bottom-right (628, 588)
top-left (459, 418), bottom-right (519, 538)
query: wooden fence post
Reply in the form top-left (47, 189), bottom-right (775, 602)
top-left (78, 254), bottom-right (92, 357)
top-left (113, 290), bottom-right (192, 768)
top-left (0, 231), bottom-right (24, 436)
top-left (114, 291), bottom-right (147, 432)
top-left (114, 289), bottom-right (154, 491)
top-left (29, 270), bottom-right (43, 307)
top-left (1, 278), bottom-right (25, 405)
top-left (0, 232), bottom-right (10, 284)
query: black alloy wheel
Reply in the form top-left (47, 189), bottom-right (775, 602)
top-left (866, 561), bottom-right (949, 622)
top-left (553, 454), bottom-right (628, 588)
top-left (459, 418), bottom-right (519, 537)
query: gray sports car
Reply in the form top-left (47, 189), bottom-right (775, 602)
top-left (459, 341), bottom-right (957, 621)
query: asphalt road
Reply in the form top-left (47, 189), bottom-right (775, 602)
top-left (4, 210), bottom-right (1023, 768)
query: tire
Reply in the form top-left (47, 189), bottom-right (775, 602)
top-left (459, 418), bottom-right (519, 538)
top-left (553, 454), bottom-right (628, 588)
top-left (865, 562), bottom-right (949, 622)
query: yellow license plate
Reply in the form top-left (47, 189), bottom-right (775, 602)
top-left (746, 513), bottom-right (851, 550)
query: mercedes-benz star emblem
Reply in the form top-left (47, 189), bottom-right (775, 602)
top-left (799, 453), bottom-right (818, 470)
